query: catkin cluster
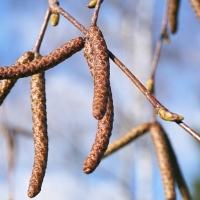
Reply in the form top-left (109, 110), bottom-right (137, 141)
top-left (83, 25), bottom-right (114, 174)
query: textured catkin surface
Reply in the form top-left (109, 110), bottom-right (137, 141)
top-left (84, 26), bottom-right (110, 120)
top-left (169, 0), bottom-right (180, 33)
top-left (83, 87), bottom-right (114, 174)
top-left (28, 72), bottom-right (48, 198)
top-left (0, 51), bottom-right (34, 105)
top-left (149, 122), bottom-right (176, 200)
top-left (83, 32), bottom-right (114, 173)
top-left (0, 37), bottom-right (84, 80)
top-left (189, 0), bottom-right (200, 20)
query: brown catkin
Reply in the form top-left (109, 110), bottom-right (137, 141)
top-left (84, 26), bottom-right (110, 120)
top-left (169, 0), bottom-right (180, 33)
top-left (83, 33), bottom-right (114, 173)
top-left (149, 122), bottom-right (176, 200)
top-left (163, 130), bottom-right (192, 200)
top-left (28, 72), bottom-right (48, 198)
top-left (189, 0), bottom-right (200, 20)
top-left (83, 87), bottom-right (114, 174)
top-left (103, 123), bottom-right (149, 158)
top-left (0, 52), bottom-right (34, 105)
top-left (0, 37), bottom-right (84, 80)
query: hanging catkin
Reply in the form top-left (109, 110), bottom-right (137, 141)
top-left (84, 25), bottom-right (110, 120)
top-left (189, 0), bottom-right (200, 20)
top-left (0, 37), bottom-right (84, 80)
top-left (149, 122), bottom-right (176, 200)
top-left (83, 31), bottom-right (114, 173)
top-left (28, 72), bottom-right (48, 198)
top-left (0, 52), bottom-right (34, 105)
top-left (169, 0), bottom-right (180, 33)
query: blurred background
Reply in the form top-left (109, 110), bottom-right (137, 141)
top-left (0, 0), bottom-right (200, 199)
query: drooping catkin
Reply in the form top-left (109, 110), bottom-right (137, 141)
top-left (0, 52), bottom-right (34, 105)
top-left (169, 0), bottom-right (180, 33)
top-left (28, 72), bottom-right (48, 198)
top-left (103, 123), bottom-right (149, 158)
top-left (189, 0), bottom-right (200, 20)
top-left (83, 87), bottom-right (114, 174)
top-left (149, 122), bottom-right (176, 200)
top-left (84, 26), bottom-right (110, 120)
top-left (163, 130), bottom-right (192, 200)
top-left (0, 37), bottom-right (84, 80)
top-left (83, 33), bottom-right (114, 173)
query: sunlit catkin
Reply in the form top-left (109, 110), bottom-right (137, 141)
top-left (87, 0), bottom-right (104, 8)
top-left (189, 0), bottom-right (200, 20)
top-left (150, 122), bottom-right (176, 200)
top-left (169, 0), bottom-right (180, 33)
top-left (83, 87), bottom-right (113, 174)
top-left (51, 10), bottom-right (60, 26)
top-left (83, 35), bottom-right (113, 173)
top-left (0, 51), bottom-right (34, 105)
top-left (84, 26), bottom-right (110, 120)
top-left (28, 72), bottom-right (48, 198)
top-left (0, 37), bottom-right (84, 80)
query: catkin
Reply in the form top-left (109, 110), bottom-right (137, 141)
top-left (169, 0), bottom-right (180, 33)
top-left (103, 123), bottom-right (149, 158)
top-left (0, 37), bottom-right (84, 80)
top-left (0, 52), bottom-right (34, 105)
top-left (84, 26), bottom-right (110, 120)
top-left (28, 72), bottom-right (48, 198)
top-left (163, 130), bottom-right (192, 200)
top-left (149, 122), bottom-right (176, 200)
top-left (83, 87), bottom-right (113, 174)
top-left (83, 32), bottom-right (114, 173)
top-left (189, 0), bottom-right (200, 20)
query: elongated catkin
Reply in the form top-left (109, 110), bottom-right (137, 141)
top-left (169, 0), bottom-right (180, 33)
top-left (149, 122), bottom-right (176, 200)
top-left (83, 34), bottom-right (114, 173)
top-left (83, 87), bottom-right (113, 174)
top-left (28, 72), bottom-right (48, 198)
top-left (0, 52), bottom-right (34, 105)
top-left (189, 0), bottom-right (200, 20)
top-left (0, 37), bottom-right (84, 80)
top-left (84, 26), bottom-right (110, 120)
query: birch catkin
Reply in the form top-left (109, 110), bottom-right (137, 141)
top-left (28, 72), bottom-right (48, 198)
top-left (0, 37), bottom-right (84, 80)
top-left (149, 122), bottom-right (176, 200)
top-left (83, 87), bottom-right (114, 174)
top-left (169, 0), bottom-right (180, 33)
top-left (0, 52), bottom-right (34, 105)
top-left (83, 31), bottom-right (114, 173)
top-left (84, 26), bottom-right (110, 120)
top-left (189, 0), bottom-right (200, 20)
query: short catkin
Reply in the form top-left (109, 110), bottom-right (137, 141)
top-left (84, 26), bottom-right (110, 120)
top-left (0, 37), bottom-right (84, 80)
top-left (28, 72), bottom-right (48, 198)
top-left (189, 0), bottom-right (200, 20)
top-left (0, 52), bottom-right (34, 105)
top-left (83, 33), bottom-right (114, 173)
top-left (149, 122), bottom-right (176, 200)
top-left (169, 0), bottom-right (180, 33)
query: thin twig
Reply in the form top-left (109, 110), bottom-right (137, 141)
top-left (176, 121), bottom-right (200, 142)
top-left (32, 8), bottom-right (51, 54)
top-left (91, 0), bottom-right (103, 26)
